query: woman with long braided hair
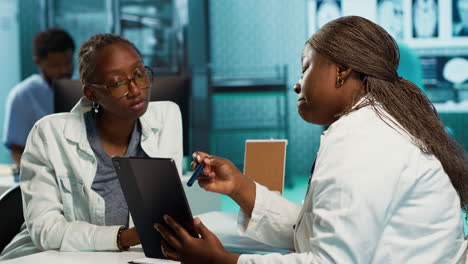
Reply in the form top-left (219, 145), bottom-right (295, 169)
top-left (155, 16), bottom-right (467, 263)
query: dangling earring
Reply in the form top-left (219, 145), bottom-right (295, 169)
top-left (92, 102), bottom-right (100, 114)
top-left (336, 76), bottom-right (344, 87)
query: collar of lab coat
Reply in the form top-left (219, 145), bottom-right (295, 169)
top-left (323, 95), bottom-right (370, 136)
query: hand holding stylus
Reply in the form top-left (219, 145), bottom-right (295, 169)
top-left (187, 162), bottom-right (205, 187)
top-left (189, 152), bottom-right (256, 217)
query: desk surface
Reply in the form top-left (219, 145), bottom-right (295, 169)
top-left (2, 212), bottom-right (290, 264)
top-left (0, 176), bottom-right (16, 198)
top-left (0, 164), bottom-right (16, 197)
top-left (3, 248), bottom-right (149, 264)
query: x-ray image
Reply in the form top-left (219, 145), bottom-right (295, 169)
top-left (412, 0), bottom-right (439, 38)
top-left (377, 0), bottom-right (404, 40)
top-left (420, 55), bottom-right (468, 101)
top-left (316, 0), bottom-right (342, 30)
top-left (443, 57), bottom-right (468, 85)
top-left (453, 0), bottom-right (468, 36)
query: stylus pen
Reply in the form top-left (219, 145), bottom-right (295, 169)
top-left (187, 162), bottom-right (205, 187)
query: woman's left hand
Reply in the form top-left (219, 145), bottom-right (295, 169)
top-left (154, 215), bottom-right (240, 264)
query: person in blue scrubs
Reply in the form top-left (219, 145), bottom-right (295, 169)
top-left (2, 28), bottom-right (75, 168)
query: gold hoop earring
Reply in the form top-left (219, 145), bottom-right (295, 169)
top-left (336, 76), bottom-right (344, 87)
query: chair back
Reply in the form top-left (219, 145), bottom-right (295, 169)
top-left (0, 185), bottom-right (24, 253)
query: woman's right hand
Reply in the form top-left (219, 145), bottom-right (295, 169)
top-left (190, 152), bottom-right (244, 196)
top-left (191, 151), bottom-right (256, 217)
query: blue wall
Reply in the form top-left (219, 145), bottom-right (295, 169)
top-left (18, 0), bottom-right (42, 80)
top-left (0, 0), bottom-right (21, 164)
top-left (209, 0), bottom-right (323, 179)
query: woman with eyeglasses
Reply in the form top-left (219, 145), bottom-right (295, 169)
top-left (0, 34), bottom-right (183, 260)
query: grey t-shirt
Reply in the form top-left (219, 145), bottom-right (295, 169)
top-left (84, 111), bottom-right (148, 226)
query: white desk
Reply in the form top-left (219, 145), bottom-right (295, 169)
top-left (0, 176), bottom-right (16, 197)
top-left (2, 212), bottom-right (290, 264)
top-left (0, 164), bottom-right (17, 196)
top-left (181, 175), bottom-right (221, 215)
top-left (2, 248), bottom-right (149, 264)
top-left (197, 211), bottom-right (292, 255)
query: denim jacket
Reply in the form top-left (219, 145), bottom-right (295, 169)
top-left (1, 98), bottom-right (182, 260)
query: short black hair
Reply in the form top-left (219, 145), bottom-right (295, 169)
top-left (33, 28), bottom-right (75, 60)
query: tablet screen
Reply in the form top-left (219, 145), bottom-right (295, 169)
top-left (112, 157), bottom-right (197, 259)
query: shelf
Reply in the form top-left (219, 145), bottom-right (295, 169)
top-left (212, 78), bottom-right (286, 92)
top-left (120, 13), bottom-right (171, 27)
top-left (212, 127), bottom-right (287, 132)
top-left (209, 66), bottom-right (289, 170)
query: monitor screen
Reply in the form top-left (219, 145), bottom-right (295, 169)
top-left (53, 79), bottom-right (83, 113)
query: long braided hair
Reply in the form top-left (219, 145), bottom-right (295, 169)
top-left (308, 16), bottom-right (468, 210)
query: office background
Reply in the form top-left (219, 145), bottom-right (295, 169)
top-left (0, 0), bottom-right (467, 198)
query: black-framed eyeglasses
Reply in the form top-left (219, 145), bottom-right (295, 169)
top-left (84, 66), bottom-right (154, 98)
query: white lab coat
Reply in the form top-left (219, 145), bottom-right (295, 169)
top-left (237, 104), bottom-right (467, 263)
top-left (0, 98), bottom-right (183, 260)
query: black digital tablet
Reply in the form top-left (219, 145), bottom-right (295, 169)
top-left (112, 157), bottom-right (197, 259)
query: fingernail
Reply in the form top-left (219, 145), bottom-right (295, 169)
top-left (154, 224), bottom-right (159, 231)
top-left (197, 155), bottom-right (201, 162)
top-left (163, 215), bottom-right (168, 222)
top-left (194, 217), bottom-right (201, 225)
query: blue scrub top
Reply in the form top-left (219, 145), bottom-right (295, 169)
top-left (2, 74), bottom-right (54, 148)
